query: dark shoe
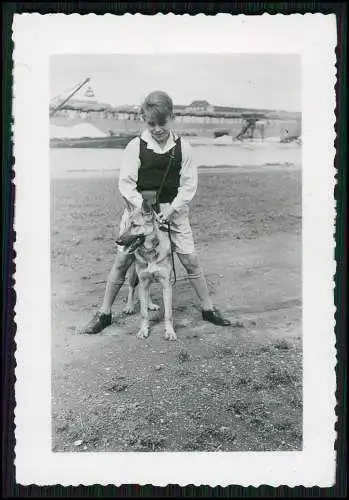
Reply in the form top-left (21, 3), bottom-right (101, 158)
top-left (77, 311), bottom-right (112, 334)
top-left (202, 307), bottom-right (232, 326)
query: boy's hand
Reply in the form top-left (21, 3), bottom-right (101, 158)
top-left (156, 206), bottom-right (174, 224)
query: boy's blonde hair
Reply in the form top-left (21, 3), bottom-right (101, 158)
top-left (141, 90), bottom-right (173, 123)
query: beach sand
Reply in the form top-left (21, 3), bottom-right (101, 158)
top-left (51, 167), bottom-right (302, 452)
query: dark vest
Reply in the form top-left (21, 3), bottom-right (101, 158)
top-left (136, 137), bottom-right (182, 204)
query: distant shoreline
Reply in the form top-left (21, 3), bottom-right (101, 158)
top-left (51, 163), bottom-right (301, 181)
top-left (50, 136), bottom-right (301, 150)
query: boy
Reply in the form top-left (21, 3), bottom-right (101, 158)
top-left (79, 90), bottom-right (231, 334)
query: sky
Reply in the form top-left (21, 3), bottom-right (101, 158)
top-left (50, 54), bottom-right (301, 112)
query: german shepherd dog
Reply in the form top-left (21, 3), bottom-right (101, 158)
top-left (116, 203), bottom-right (177, 341)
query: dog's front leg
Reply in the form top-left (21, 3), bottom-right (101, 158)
top-left (148, 297), bottom-right (160, 311)
top-left (123, 262), bottom-right (138, 315)
top-left (136, 280), bottom-right (150, 339)
top-left (162, 282), bottom-right (177, 341)
top-left (125, 261), bottom-right (158, 313)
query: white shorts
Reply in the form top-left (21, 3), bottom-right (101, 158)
top-left (117, 203), bottom-right (195, 255)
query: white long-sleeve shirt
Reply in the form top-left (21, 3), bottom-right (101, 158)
top-left (118, 129), bottom-right (198, 213)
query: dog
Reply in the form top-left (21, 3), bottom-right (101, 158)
top-left (115, 203), bottom-right (177, 341)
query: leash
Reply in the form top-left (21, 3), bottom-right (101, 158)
top-left (155, 149), bottom-right (175, 212)
top-left (166, 221), bottom-right (177, 287)
top-left (154, 148), bottom-right (177, 287)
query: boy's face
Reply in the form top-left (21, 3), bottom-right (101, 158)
top-left (143, 111), bottom-right (174, 144)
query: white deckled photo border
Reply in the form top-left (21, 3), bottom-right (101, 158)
top-left (12, 13), bottom-right (337, 487)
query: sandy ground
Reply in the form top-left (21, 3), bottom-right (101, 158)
top-left (51, 166), bottom-right (302, 452)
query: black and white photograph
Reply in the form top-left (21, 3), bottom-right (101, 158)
top-left (13, 14), bottom-right (336, 486)
top-left (50, 53), bottom-right (303, 454)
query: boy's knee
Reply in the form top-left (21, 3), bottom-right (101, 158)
top-left (109, 253), bottom-right (133, 281)
top-left (181, 253), bottom-right (202, 278)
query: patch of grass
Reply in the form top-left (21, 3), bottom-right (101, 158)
top-left (249, 414), bottom-right (270, 428)
top-left (273, 419), bottom-right (294, 431)
top-left (54, 420), bottom-right (68, 433)
top-left (182, 424), bottom-right (236, 452)
top-left (273, 339), bottom-right (293, 350)
top-left (290, 428), bottom-right (303, 442)
top-left (253, 344), bottom-right (274, 355)
top-left (178, 350), bottom-right (191, 363)
top-left (82, 429), bottom-right (102, 445)
top-left (102, 379), bottom-right (128, 393)
top-left (235, 375), bottom-right (253, 387)
top-left (229, 399), bottom-right (250, 415)
top-left (216, 345), bottom-right (234, 357)
top-left (137, 434), bottom-right (166, 451)
top-left (177, 368), bottom-right (191, 376)
top-left (289, 392), bottom-right (303, 409)
top-left (251, 380), bottom-right (269, 391)
top-left (207, 374), bottom-right (230, 390)
top-left (265, 365), bottom-right (297, 387)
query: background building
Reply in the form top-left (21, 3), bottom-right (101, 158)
top-left (50, 94), bottom-right (301, 140)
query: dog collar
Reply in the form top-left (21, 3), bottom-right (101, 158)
top-left (122, 234), bottom-right (146, 254)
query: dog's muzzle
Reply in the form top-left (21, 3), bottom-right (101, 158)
top-left (115, 234), bottom-right (145, 253)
